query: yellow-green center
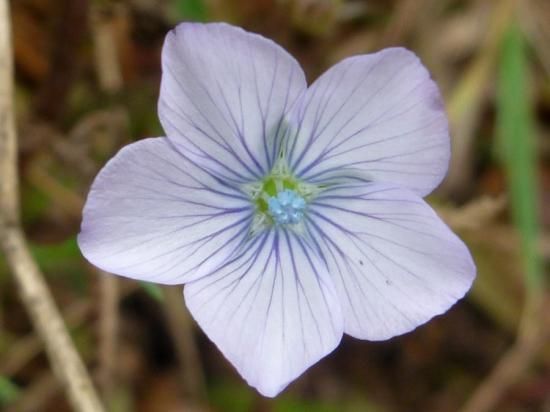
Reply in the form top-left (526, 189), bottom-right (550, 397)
top-left (244, 161), bottom-right (319, 230)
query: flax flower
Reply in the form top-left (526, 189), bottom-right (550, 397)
top-left (78, 22), bottom-right (476, 397)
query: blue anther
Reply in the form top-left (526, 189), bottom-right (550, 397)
top-left (268, 190), bottom-right (306, 225)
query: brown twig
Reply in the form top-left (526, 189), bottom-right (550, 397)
top-left (0, 281), bottom-right (139, 378)
top-left (0, 6), bottom-right (18, 222)
top-left (33, 0), bottom-right (89, 122)
top-left (0, 1), bottom-right (104, 411)
top-left (97, 270), bottom-right (119, 402)
top-left (519, 0), bottom-right (550, 78)
top-left (162, 286), bottom-right (208, 409)
top-left (25, 158), bottom-right (85, 218)
top-left (441, 0), bottom-right (514, 199)
top-left (0, 227), bottom-right (105, 412)
top-left (436, 195), bottom-right (507, 231)
top-left (379, 0), bottom-right (442, 47)
top-left (90, 4), bottom-right (123, 93)
top-left (459, 296), bottom-right (549, 412)
top-left (89, 4), bottom-right (126, 404)
top-left (0, 299), bottom-right (92, 376)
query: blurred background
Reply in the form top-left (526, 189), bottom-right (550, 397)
top-left (0, 0), bottom-right (549, 411)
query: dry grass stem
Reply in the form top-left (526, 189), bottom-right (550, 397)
top-left (0, 1), bottom-right (104, 411)
top-left (97, 272), bottom-right (119, 399)
top-left (459, 296), bottom-right (549, 412)
top-left (442, 0), bottom-right (513, 198)
top-left (0, 226), bottom-right (105, 412)
top-left (162, 286), bottom-right (208, 409)
top-left (436, 195), bottom-right (507, 231)
top-left (0, 299), bottom-right (92, 376)
top-left (89, 5), bottom-right (126, 403)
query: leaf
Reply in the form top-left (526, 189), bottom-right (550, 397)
top-left (174, 0), bottom-right (208, 21)
top-left (140, 282), bottom-right (163, 301)
top-left (0, 376), bottom-right (20, 406)
top-left (496, 23), bottom-right (542, 292)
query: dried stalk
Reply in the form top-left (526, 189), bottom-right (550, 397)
top-left (89, 4), bottom-right (126, 404)
top-left (0, 1), bottom-right (104, 411)
top-left (97, 270), bottom-right (119, 400)
top-left (0, 227), bottom-right (105, 412)
top-left (441, 0), bottom-right (513, 198)
top-left (162, 286), bottom-right (208, 408)
top-left (459, 297), bottom-right (549, 412)
top-left (0, 299), bottom-right (92, 376)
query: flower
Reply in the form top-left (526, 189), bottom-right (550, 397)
top-left (78, 22), bottom-right (476, 397)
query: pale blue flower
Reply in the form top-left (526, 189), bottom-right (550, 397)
top-left (78, 22), bottom-right (476, 397)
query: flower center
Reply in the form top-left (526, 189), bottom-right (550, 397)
top-left (268, 190), bottom-right (306, 225)
top-left (243, 159), bottom-right (319, 231)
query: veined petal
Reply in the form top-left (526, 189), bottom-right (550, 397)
top-left (159, 22), bottom-right (306, 183)
top-left (287, 48), bottom-right (449, 196)
top-left (306, 182), bottom-right (475, 340)
top-left (184, 229), bottom-right (344, 397)
top-left (78, 138), bottom-right (252, 284)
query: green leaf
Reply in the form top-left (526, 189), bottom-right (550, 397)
top-left (30, 238), bottom-right (81, 272)
top-left (1, 238), bottom-right (85, 288)
top-left (140, 282), bottom-right (163, 301)
top-left (208, 381), bottom-right (254, 411)
top-left (174, 0), bottom-right (208, 21)
top-left (0, 376), bottom-right (20, 405)
top-left (497, 23), bottom-right (542, 292)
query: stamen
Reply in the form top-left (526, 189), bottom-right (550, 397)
top-left (267, 190), bottom-right (306, 225)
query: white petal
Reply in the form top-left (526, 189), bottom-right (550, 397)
top-left (159, 22), bottom-right (306, 183)
top-left (184, 229), bottom-right (343, 397)
top-left (307, 182), bottom-right (475, 340)
top-left (287, 48), bottom-right (449, 196)
top-left (78, 138), bottom-right (252, 284)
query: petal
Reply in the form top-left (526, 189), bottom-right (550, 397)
top-left (184, 229), bottom-right (343, 397)
top-left (306, 182), bottom-right (475, 340)
top-left (159, 22), bottom-right (307, 183)
top-left (286, 48), bottom-right (449, 196)
top-left (78, 137), bottom-right (253, 284)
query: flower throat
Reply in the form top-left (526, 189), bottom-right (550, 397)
top-left (244, 160), bottom-right (318, 229)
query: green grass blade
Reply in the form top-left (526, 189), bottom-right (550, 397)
top-left (497, 23), bottom-right (542, 292)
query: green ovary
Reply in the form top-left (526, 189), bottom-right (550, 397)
top-left (255, 176), bottom-right (298, 213)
